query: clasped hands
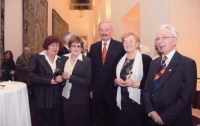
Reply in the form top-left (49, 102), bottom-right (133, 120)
top-left (51, 75), bottom-right (63, 85)
top-left (114, 78), bottom-right (140, 88)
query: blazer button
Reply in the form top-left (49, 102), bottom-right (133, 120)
top-left (152, 94), bottom-right (154, 96)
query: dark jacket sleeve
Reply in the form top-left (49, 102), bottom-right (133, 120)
top-left (28, 54), bottom-right (53, 85)
top-left (139, 54), bottom-right (152, 90)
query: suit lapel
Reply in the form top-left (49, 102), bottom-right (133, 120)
top-left (96, 41), bottom-right (103, 66)
top-left (154, 52), bottom-right (180, 92)
top-left (149, 58), bottom-right (162, 91)
top-left (73, 60), bottom-right (82, 74)
top-left (38, 55), bottom-right (54, 75)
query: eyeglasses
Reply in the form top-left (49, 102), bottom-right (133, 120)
top-left (155, 36), bottom-right (175, 42)
top-left (71, 45), bottom-right (81, 49)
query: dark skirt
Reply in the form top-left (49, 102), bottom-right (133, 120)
top-left (116, 101), bottom-right (146, 126)
top-left (63, 97), bottom-right (90, 126)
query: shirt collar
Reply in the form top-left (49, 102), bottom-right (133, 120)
top-left (101, 39), bottom-right (111, 46)
top-left (162, 49), bottom-right (176, 66)
top-left (64, 53), bottom-right (83, 61)
top-left (39, 50), bottom-right (60, 58)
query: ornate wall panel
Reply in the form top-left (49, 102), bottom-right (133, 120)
top-left (23, 0), bottom-right (48, 53)
top-left (52, 9), bottom-right (69, 44)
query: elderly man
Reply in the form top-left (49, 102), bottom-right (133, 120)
top-left (58, 32), bottom-right (73, 56)
top-left (143, 24), bottom-right (197, 126)
top-left (16, 47), bottom-right (32, 84)
top-left (89, 21), bottom-right (125, 125)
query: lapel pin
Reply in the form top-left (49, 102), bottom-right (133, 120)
top-left (169, 69), bottom-right (172, 72)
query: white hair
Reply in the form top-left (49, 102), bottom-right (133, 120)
top-left (157, 24), bottom-right (179, 38)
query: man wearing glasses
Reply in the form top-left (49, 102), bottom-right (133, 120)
top-left (143, 24), bottom-right (197, 126)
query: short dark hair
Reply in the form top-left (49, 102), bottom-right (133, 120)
top-left (43, 35), bottom-right (62, 51)
top-left (4, 50), bottom-right (13, 59)
top-left (68, 35), bottom-right (84, 48)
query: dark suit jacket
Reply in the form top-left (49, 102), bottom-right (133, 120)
top-left (61, 55), bottom-right (91, 105)
top-left (143, 51), bottom-right (197, 126)
top-left (28, 53), bottom-right (63, 109)
top-left (57, 46), bottom-right (70, 57)
top-left (89, 39), bottom-right (125, 104)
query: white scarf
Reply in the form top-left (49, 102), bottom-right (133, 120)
top-left (116, 50), bottom-right (143, 110)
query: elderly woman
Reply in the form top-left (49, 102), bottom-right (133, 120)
top-left (28, 35), bottom-right (63, 126)
top-left (114, 32), bottom-right (152, 126)
top-left (1, 50), bottom-right (15, 81)
top-left (61, 35), bottom-right (91, 126)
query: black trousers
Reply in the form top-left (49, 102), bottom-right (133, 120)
top-left (37, 107), bottom-right (61, 126)
top-left (63, 97), bottom-right (90, 126)
top-left (93, 101), bottom-right (118, 126)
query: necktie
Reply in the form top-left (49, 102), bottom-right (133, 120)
top-left (152, 56), bottom-right (167, 94)
top-left (102, 43), bottom-right (107, 64)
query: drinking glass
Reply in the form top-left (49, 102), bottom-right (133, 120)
top-left (10, 70), bottom-right (15, 82)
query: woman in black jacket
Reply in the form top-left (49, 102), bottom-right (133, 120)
top-left (1, 50), bottom-right (15, 81)
top-left (28, 35), bottom-right (63, 126)
top-left (61, 35), bottom-right (91, 126)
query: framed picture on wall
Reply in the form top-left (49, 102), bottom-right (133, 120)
top-left (52, 9), bottom-right (69, 44)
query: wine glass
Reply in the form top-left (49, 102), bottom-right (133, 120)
top-left (54, 68), bottom-right (61, 80)
top-left (10, 70), bottom-right (15, 82)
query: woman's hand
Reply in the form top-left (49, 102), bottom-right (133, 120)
top-left (55, 75), bottom-right (63, 83)
top-left (62, 72), bottom-right (70, 80)
top-left (114, 78), bottom-right (126, 87)
top-left (51, 79), bottom-right (58, 85)
top-left (125, 78), bottom-right (140, 88)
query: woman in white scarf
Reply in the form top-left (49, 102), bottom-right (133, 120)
top-left (114, 32), bottom-right (152, 126)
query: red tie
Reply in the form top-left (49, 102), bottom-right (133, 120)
top-left (152, 56), bottom-right (168, 93)
top-left (102, 43), bottom-right (107, 64)
top-left (154, 56), bottom-right (167, 80)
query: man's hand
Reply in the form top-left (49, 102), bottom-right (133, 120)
top-left (90, 91), bottom-right (93, 99)
top-left (150, 111), bottom-right (164, 125)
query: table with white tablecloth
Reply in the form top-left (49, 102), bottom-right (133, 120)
top-left (0, 81), bottom-right (31, 126)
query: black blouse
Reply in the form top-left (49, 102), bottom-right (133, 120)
top-left (120, 58), bottom-right (134, 102)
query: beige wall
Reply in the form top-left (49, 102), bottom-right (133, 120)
top-left (169, 0), bottom-right (200, 77)
top-left (110, 0), bottom-right (169, 57)
top-left (68, 10), bottom-right (94, 51)
top-left (5, 0), bottom-right (23, 62)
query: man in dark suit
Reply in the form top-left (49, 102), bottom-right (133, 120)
top-left (57, 32), bottom-right (73, 57)
top-left (89, 21), bottom-right (125, 125)
top-left (143, 24), bottom-right (197, 126)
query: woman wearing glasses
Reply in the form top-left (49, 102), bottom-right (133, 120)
top-left (61, 35), bottom-right (91, 126)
